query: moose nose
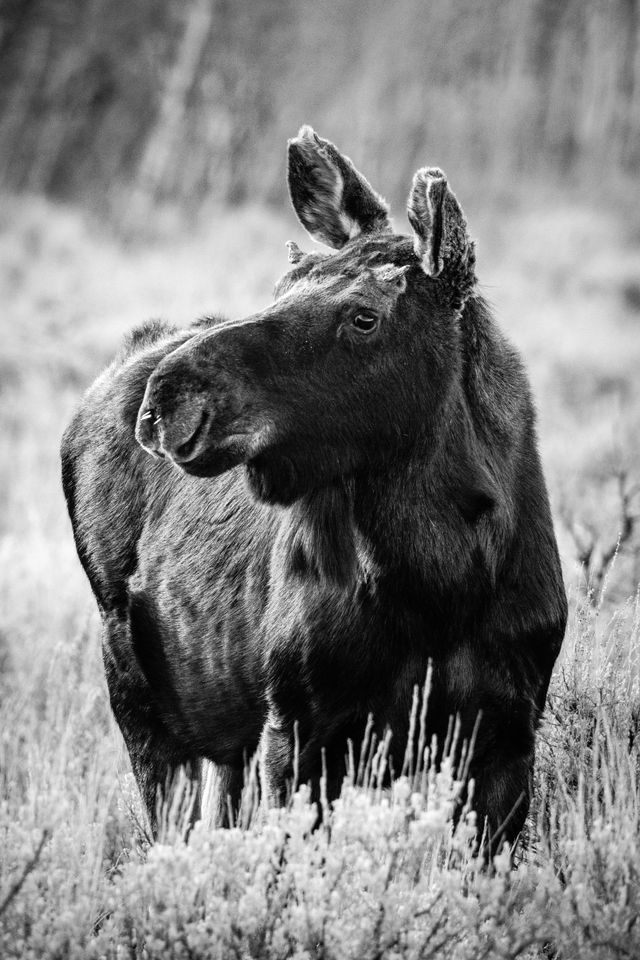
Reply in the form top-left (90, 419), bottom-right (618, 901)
top-left (136, 391), bottom-right (211, 464)
top-left (136, 405), bottom-right (163, 455)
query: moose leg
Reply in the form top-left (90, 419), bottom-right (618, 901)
top-left (127, 740), bottom-right (202, 838)
top-left (259, 712), bottom-right (294, 808)
top-left (464, 707), bottom-right (536, 858)
top-left (259, 708), bottom-right (353, 817)
top-left (200, 761), bottom-right (245, 827)
top-left (102, 616), bottom-right (201, 837)
top-left (442, 660), bottom-right (539, 859)
top-left (470, 752), bottom-right (533, 856)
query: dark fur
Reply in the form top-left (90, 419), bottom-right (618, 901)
top-left (61, 128), bottom-right (567, 851)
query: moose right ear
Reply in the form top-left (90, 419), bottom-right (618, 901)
top-left (287, 126), bottom-right (391, 249)
top-left (407, 168), bottom-right (476, 299)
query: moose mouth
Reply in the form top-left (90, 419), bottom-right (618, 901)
top-left (177, 420), bottom-right (277, 478)
top-left (136, 388), bottom-right (276, 478)
top-left (175, 432), bottom-right (260, 477)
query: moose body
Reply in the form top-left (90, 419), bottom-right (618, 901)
top-left (62, 127), bottom-right (567, 850)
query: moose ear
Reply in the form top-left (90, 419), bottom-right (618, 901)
top-left (287, 125), bottom-right (392, 249)
top-left (407, 167), bottom-right (476, 295)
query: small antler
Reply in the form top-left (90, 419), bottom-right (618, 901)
top-left (286, 241), bottom-right (305, 265)
top-left (372, 263), bottom-right (410, 298)
top-left (373, 263), bottom-right (410, 285)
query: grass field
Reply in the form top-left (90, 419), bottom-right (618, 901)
top-left (1, 189), bottom-right (640, 958)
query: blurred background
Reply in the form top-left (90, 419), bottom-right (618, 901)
top-left (2, 0), bottom-right (640, 678)
top-left (1, 0), bottom-right (639, 215)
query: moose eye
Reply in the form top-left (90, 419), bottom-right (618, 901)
top-left (352, 314), bottom-right (378, 334)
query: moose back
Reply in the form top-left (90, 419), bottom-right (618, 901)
top-left (62, 126), bottom-right (567, 850)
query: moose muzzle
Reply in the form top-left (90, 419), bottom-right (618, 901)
top-left (134, 326), bottom-right (271, 477)
top-left (136, 387), bottom-right (210, 464)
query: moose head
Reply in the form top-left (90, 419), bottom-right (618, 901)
top-left (136, 126), bottom-right (477, 507)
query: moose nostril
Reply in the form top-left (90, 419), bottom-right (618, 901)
top-left (172, 409), bottom-right (210, 462)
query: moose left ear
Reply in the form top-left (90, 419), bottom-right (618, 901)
top-left (407, 167), bottom-right (476, 299)
top-left (288, 126), bottom-right (392, 249)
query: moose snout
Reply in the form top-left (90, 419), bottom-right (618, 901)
top-left (136, 375), bottom-right (211, 465)
top-left (134, 325), bottom-right (271, 474)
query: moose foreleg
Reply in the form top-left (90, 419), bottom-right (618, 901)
top-left (469, 746), bottom-right (534, 858)
top-left (259, 711), bottom-right (295, 808)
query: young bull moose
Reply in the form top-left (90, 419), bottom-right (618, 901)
top-left (62, 126), bottom-right (567, 853)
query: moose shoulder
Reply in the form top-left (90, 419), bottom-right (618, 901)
top-left (61, 126), bottom-right (567, 852)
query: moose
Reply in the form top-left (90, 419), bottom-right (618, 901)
top-left (62, 126), bottom-right (567, 853)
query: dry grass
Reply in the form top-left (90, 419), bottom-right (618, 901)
top-left (1, 191), bottom-right (640, 958)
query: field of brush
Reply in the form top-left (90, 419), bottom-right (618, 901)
top-left (1, 188), bottom-right (640, 959)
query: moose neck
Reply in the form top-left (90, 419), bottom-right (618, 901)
top-left (278, 383), bottom-right (502, 605)
top-left (354, 385), bottom-right (501, 599)
top-left (280, 482), bottom-right (359, 589)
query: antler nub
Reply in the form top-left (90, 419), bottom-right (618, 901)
top-left (286, 240), bottom-right (305, 264)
